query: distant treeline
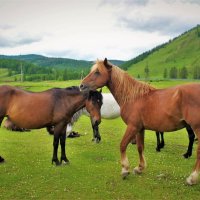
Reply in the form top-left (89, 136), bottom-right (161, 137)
top-left (0, 59), bottom-right (90, 81)
top-left (164, 66), bottom-right (200, 79)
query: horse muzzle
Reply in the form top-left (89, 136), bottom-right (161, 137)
top-left (80, 84), bottom-right (90, 92)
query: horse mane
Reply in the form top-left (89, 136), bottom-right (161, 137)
top-left (70, 109), bottom-right (84, 125)
top-left (95, 60), bottom-right (155, 105)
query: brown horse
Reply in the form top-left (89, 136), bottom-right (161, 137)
top-left (80, 58), bottom-right (200, 185)
top-left (0, 85), bottom-right (102, 165)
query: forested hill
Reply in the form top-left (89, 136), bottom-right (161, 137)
top-left (0, 54), bottom-right (124, 69)
top-left (0, 54), bottom-right (124, 81)
top-left (122, 25), bottom-right (200, 79)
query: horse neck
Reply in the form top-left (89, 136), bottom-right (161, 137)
top-left (68, 94), bottom-right (86, 114)
top-left (107, 67), bottom-right (155, 107)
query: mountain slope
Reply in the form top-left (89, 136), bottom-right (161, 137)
top-left (124, 25), bottom-right (200, 79)
top-left (0, 54), bottom-right (125, 69)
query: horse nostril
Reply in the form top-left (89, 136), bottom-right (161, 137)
top-left (80, 84), bottom-right (85, 90)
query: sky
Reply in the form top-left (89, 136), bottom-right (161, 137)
top-left (0, 0), bottom-right (200, 61)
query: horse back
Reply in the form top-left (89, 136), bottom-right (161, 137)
top-left (121, 83), bottom-right (200, 132)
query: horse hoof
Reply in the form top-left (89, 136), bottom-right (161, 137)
top-left (133, 167), bottom-right (143, 175)
top-left (183, 153), bottom-right (189, 159)
top-left (122, 171), bottom-right (130, 179)
top-left (62, 161), bottom-right (69, 165)
top-left (52, 160), bottom-right (61, 166)
top-left (92, 138), bottom-right (101, 143)
top-left (60, 158), bottom-right (70, 165)
top-left (186, 177), bottom-right (197, 185)
top-left (186, 171), bottom-right (198, 185)
top-left (156, 147), bottom-right (160, 152)
top-left (183, 152), bottom-right (191, 159)
top-left (159, 143), bottom-right (165, 149)
top-left (0, 156), bottom-right (5, 163)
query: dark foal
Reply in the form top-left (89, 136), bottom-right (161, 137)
top-left (0, 85), bottom-right (102, 165)
top-left (156, 124), bottom-right (195, 158)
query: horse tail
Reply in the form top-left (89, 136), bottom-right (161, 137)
top-left (0, 85), bottom-right (15, 125)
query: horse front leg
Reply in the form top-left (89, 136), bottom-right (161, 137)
top-left (92, 121), bottom-right (101, 143)
top-left (52, 121), bottom-right (67, 166)
top-left (186, 128), bottom-right (200, 185)
top-left (60, 130), bottom-right (69, 164)
top-left (120, 125), bottom-right (136, 179)
top-left (134, 130), bottom-right (146, 174)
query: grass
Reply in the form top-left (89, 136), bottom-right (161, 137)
top-left (1, 80), bottom-right (200, 199)
top-left (127, 27), bottom-right (200, 79)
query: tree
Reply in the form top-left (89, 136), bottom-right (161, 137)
top-left (169, 67), bottom-right (178, 79)
top-left (63, 69), bottom-right (68, 80)
top-left (193, 66), bottom-right (200, 79)
top-left (196, 24), bottom-right (200, 37)
top-left (163, 68), bottom-right (168, 78)
top-left (179, 66), bottom-right (188, 79)
top-left (144, 62), bottom-right (149, 81)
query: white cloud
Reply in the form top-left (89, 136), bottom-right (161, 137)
top-left (0, 0), bottom-right (199, 60)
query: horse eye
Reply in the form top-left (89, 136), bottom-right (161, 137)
top-left (94, 71), bottom-right (100, 75)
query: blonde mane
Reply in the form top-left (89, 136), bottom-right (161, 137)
top-left (95, 60), bottom-right (155, 106)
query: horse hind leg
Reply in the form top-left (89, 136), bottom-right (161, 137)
top-left (0, 117), bottom-right (5, 163)
top-left (183, 125), bottom-right (195, 159)
top-left (186, 128), bottom-right (200, 185)
top-left (156, 132), bottom-right (165, 152)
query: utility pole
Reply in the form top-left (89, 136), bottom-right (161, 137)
top-left (80, 70), bottom-right (83, 80)
top-left (20, 54), bottom-right (24, 82)
top-left (20, 56), bottom-right (23, 82)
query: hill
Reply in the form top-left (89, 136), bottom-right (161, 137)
top-left (123, 25), bottom-right (200, 79)
top-left (0, 54), bottom-right (92, 69)
top-left (0, 54), bottom-right (124, 69)
top-left (0, 54), bottom-right (124, 81)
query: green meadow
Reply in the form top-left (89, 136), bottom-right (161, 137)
top-left (0, 80), bottom-right (200, 200)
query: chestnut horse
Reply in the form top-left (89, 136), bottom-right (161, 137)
top-left (80, 58), bottom-right (200, 185)
top-left (0, 85), bottom-right (102, 165)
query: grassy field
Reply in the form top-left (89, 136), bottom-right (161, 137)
top-left (1, 80), bottom-right (200, 199)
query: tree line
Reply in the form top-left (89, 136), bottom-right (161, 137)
top-left (163, 66), bottom-right (200, 79)
top-left (143, 64), bottom-right (200, 80)
top-left (0, 59), bottom-right (90, 81)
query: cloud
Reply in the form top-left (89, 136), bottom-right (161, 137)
top-left (178, 0), bottom-right (200, 5)
top-left (0, 24), bottom-right (14, 30)
top-left (100, 0), bottom-right (149, 7)
top-left (119, 15), bottom-right (193, 35)
top-left (0, 34), bottom-right (43, 48)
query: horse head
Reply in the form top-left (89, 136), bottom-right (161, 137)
top-left (80, 58), bottom-right (112, 92)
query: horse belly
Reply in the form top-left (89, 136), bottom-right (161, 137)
top-left (142, 106), bottom-right (185, 132)
top-left (7, 102), bottom-right (52, 129)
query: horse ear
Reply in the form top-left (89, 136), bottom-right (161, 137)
top-left (104, 58), bottom-right (112, 70)
top-left (99, 88), bottom-right (102, 93)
